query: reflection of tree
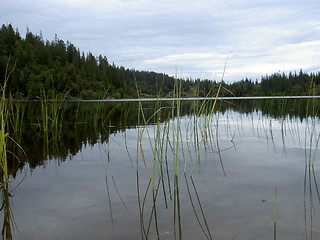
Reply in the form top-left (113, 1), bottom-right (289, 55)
top-left (8, 102), bottom-right (127, 174)
top-left (6, 101), bottom-right (196, 176)
top-left (234, 98), bottom-right (320, 121)
top-left (7, 98), bottom-right (320, 177)
top-left (6, 98), bottom-right (320, 238)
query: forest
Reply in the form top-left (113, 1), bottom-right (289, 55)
top-left (1, 23), bottom-right (320, 99)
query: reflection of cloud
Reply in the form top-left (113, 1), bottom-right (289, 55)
top-left (1, 0), bottom-right (320, 81)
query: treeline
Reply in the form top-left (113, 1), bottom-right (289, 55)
top-left (0, 24), bottom-right (182, 99)
top-left (1, 23), bottom-right (320, 99)
top-left (228, 71), bottom-right (320, 96)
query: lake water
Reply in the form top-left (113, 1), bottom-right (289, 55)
top-left (2, 98), bottom-right (320, 239)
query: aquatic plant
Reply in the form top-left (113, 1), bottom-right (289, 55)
top-left (133, 62), bottom-right (236, 239)
top-left (0, 60), bottom-right (12, 182)
top-left (0, 58), bottom-right (16, 240)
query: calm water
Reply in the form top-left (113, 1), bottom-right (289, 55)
top-left (2, 99), bottom-right (320, 239)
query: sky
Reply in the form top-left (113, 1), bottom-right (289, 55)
top-left (1, 0), bottom-right (320, 82)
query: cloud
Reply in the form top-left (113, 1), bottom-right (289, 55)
top-left (1, 0), bottom-right (320, 81)
top-left (223, 40), bottom-right (320, 80)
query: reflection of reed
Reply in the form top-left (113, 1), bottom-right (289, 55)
top-left (303, 165), bottom-right (320, 240)
top-left (0, 181), bottom-right (14, 240)
top-left (103, 123), bottom-right (133, 232)
top-left (303, 101), bottom-right (320, 238)
top-left (7, 97), bottom-right (320, 176)
top-left (273, 188), bottom-right (277, 240)
top-left (185, 174), bottom-right (212, 240)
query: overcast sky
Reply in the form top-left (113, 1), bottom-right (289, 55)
top-left (1, 0), bottom-right (320, 82)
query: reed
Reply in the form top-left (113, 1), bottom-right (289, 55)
top-left (189, 53), bottom-right (231, 176)
top-left (107, 56), bottom-right (246, 239)
top-left (0, 59), bottom-right (15, 183)
top-left (0, 58), bottom-right (16, 240)
top-left (134, 73), bottom-right (153, 238)
top-left (303, 75), bottom-right (320, 167)
top-left (9, 100), bottom-right (26, 141)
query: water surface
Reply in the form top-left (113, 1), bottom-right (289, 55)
top-left (2, 99), bottom-right (320, 239)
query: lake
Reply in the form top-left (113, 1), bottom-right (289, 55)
top-left (1, 98), bottom-right (320, 239)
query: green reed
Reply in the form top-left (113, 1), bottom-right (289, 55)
top-left (302, 75), bottom-right (320, 236)
top-left (38, 90), bottom-right (66, 134)
top-left (9, 100), bottom-right (26, 140)
top-left (0, 58), bottom-right (16, 240)
top-left (189, 59), bottom-right (227, 177)
top-left (304, 75), bottom-right (320, 167)
top-left (0, 86), bottom-right (9, 182)
top-left (134, 73), bottom-right (231, 239)
top-left (134, 75), bottom-right (156, 238)
top-left (0, 58), bottom-right (17, 183)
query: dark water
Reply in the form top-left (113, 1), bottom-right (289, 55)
top-left (2, 99), bottom-right (320, 239)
